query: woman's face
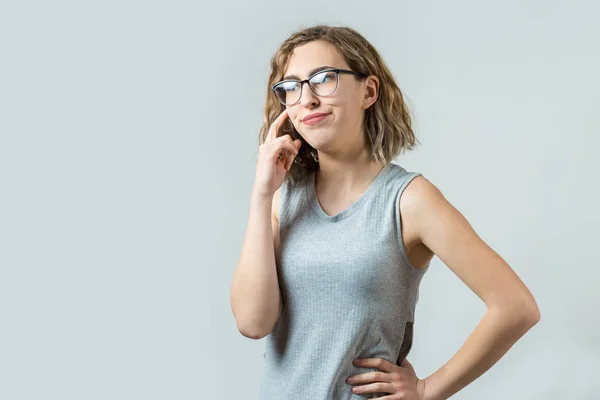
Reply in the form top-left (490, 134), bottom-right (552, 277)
top-left (281, 40), bottom-right (378, 156)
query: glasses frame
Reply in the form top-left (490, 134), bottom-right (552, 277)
top-left (271, 68), bottom-right (368, 106)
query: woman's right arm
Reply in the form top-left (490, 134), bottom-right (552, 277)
top-left (229, 108), bottom-right (301, 339)
top-left (230, 187), bottom-right (282, 339)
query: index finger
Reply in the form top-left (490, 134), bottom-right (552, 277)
top-left (266, 108), bottom-right (290, 142)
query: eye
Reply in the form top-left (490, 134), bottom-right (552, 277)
top-left (278, 81), bottom-right (300, 92)
top-left (310, 71), bottom-right (335, 85)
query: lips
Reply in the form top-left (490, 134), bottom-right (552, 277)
top-left (302, 113), bottom-right (330, 126)
top-left (303, 112), bottom-right (330, 122)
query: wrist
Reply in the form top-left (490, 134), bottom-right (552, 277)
top-left (251, 184), bottom-right (273, 199)
top-left (251, 186), bottom-right (272, 202)
top-left (421, 377), bottom-right (443, 400)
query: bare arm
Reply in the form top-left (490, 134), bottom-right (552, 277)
top-left (229, 186), bottom-right (283, 340)
top-left (230, 108), bottom-right (300, 340)
top-left (403, 176), bottom-right (541, 400)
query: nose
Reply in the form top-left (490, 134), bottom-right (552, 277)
top-left (299, 81), bottom-right (319, 108)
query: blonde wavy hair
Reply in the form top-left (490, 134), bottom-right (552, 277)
top-left (259, 24), bottom-right (420, 184)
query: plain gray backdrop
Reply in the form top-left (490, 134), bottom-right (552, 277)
top-left (1, 0), bottom-right (598, 399)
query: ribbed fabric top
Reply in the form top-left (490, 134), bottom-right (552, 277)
top-left (258, 162), bottom-right (430, 399)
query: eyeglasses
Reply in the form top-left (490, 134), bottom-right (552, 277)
top-left (271, 68), bottom-right (368, 106)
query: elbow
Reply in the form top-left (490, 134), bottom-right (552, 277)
top-left (489, 297), bottom-right (541, 332)
top-left (519, 292), bottom-right (541, 328)
top-left (230, 295), bottom-right (280, 339)
top-left (234, 311), bottom-right (277, 339)
top-left (237, 322), bottom-right (271, 340)
top-left (511, 300), bottom-right (541, 333)
top-left (525, 302), bottom-right (541, 327)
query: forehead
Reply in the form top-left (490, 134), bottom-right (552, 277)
top-left (283, 40), bottom-right (348, 80)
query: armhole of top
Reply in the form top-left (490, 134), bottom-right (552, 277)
top-left (394, 172), bottom-right (428, 272)
top-left (395, 320), bottom-right (414, 366)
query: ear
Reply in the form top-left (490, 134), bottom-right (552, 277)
top-left (361, 75), bottom-right (379, 109)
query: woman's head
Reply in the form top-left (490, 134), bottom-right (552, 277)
top-left (259, 25), bottom-right (419, 181)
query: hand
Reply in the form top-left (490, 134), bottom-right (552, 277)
top-left (253, 108), bottom-right (302, 197)
top-left (346, 357), bottom-right (426, 399)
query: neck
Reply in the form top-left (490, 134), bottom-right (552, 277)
top-left (314, 152), bottom-right (387, 193)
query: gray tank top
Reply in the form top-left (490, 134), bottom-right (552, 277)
top-left (259, 162), bottom-right (430, 399)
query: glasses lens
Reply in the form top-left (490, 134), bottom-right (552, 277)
top-left (309, 71), bottom-right (337, 96)
top-left (273, 81), bottom-right (301, 105)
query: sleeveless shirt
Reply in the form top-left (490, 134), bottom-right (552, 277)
top-left (258, 161), bottom-right (430, 399)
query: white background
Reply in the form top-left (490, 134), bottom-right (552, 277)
top-left (1, 0), bottom-right (598, 398)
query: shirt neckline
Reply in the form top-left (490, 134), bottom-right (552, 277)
top-left (305, 162), bottom-right (394, 223)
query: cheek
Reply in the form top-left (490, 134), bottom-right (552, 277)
top-left (339, 98), bottom-right (363, 120)
top-left (336, 86), bottom-right (363, 109)
top-left (330, 91), bottom-right (359, 114)
top-left (285, 110), bottom-right (299, 125)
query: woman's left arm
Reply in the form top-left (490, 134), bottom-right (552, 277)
top-left (405, 176), bottom-right (541, 400)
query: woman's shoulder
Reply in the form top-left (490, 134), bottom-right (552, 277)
top-left (400, 171), bottom-right (450, 211)
top-left (275, 172), bottom-right (309, 220)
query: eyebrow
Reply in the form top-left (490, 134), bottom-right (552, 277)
top-left (283, 65), bottom-right (336, 80)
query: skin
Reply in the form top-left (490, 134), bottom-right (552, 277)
top-left (270, 40), bottom-right (541, 400)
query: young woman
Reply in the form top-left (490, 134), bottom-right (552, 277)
top-left (230, 25), bottom-right (540, 400)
